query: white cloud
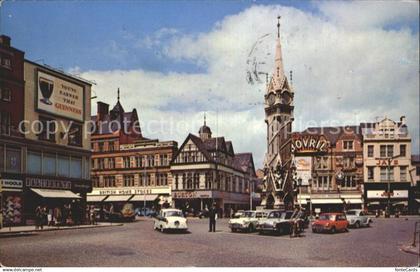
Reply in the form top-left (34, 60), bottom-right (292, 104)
top-left (81, 3), bottom-right (419, 168)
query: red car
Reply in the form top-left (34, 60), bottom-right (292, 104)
top-left (312, 213), bottom-right (349, 234)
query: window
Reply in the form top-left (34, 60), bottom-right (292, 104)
top-left (380, 145), bottom-right (394, 157)
top-left (104, 176), bottom-right (116, 187)
top-left (160, 154), bottom-right (168, 166)
top-left (70, 158), bottom-right (82, 178)
top-left (98, 142), bottom-right (104, 152)
top-left (343, 141), bottom-right (353, 150)
top-left (400, 166), bottom-right (407, 182)
top-left (367, 167), bottom-right (374, 181)
top-left (343, 157), bottom-right (354, 168)
top-left (123, 157), bottom-right (130, 168)
top-left (123, 175), bottom-right (135, 187)
top-left (193, 173), bottom-right (200, 189)
top-left (108, 157), bottom-right (115, 169)
top-left (38, 117), bottom-right (56, 142)
top-left (1, 57), bottom-right (11, 69)
top-left (174, 174), bottom-right (179, 190)
top-left (380, 167), bottom-right (394, 182)
top-left (186, 173), bottom-right (193, 189)
top-left (316, 176), bottom-right (331, 190)
top-left (58, 156), bottom-right (70, 177)
top-left (68, 123), bottom-right (82, 146)
top-left (43, 153), bottom-right (56, 176)
top-left (0, 88), bottom-right (11, 102)
top-left (343, 175), bottom-right (356, 188)
top-left (0, 111), bottom-right (11, 135)
top-left (400, 145), bottom-right (406, 157)
top-left (108, 141), bottom-right (115, 152)
top-left (26, 151), bottom-right (41, 174)
top-left (98, 158), bottom-right (104, 169)
top-left (5, 147), bottom-right (20, 173)
top-left (92, 176), bottom-right (100, 187)
top-left (367, 145), bottom-right (374, 158)
top-left (147, 155), bottom-right (154, 167)
top-left (205, 172), bottom-right (213, 189)
top-left (136, 156), bottom-right (142, 167)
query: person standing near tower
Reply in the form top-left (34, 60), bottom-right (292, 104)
top-left (208, 203), bottom-right (217, 232)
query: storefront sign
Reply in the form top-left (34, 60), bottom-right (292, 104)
top-left (25, 177), bottom-right (72, 190)
top-left (1, 179), bottom-right (23, 190)
top-left (172, 191), bottom-right (197, 199)
top-left (292, 135), bottom-right (329, 153)
top-left (37, 70), bottom-right (84, 121)
top-left (376, 159), bottom-right (399, 166)
top-left (91, 188), bottom-right (169, 196)
top-left (367, 190), bottom-right (408, 199)
top-left (295, 156), bottom-right (312, 186)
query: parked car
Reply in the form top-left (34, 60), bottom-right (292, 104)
top-left (228, 210), bottom-right (268, 232)
top-left (153, 209), bottom-right (188, 233)
top-left (198, 209), bottom-right (209, 219)
top-left (256, 210), bottom-right (295, 235)
top-left (345, 209), bottom-right (371, 228)
top-left (312, 213), bottom-right (349, 234)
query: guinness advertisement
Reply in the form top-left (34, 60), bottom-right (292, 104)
top-left (37, 70), bottom-right (85, 121)
top-left (292, 135), bottom-right (329, 154)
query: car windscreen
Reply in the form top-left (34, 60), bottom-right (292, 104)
top-left (164, 211), bottom-right (183, 217)
top-left (242, 212), bottom-right (255, 218)
top-left (346, 211), bottom-right (357, 215)
top-left (319, 214), bottom-right (333, 220)
top-left (268, 211), bottom-right (281, 218)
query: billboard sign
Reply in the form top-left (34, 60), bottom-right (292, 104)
top-left (295, 156), bottom-right (312, 186)
top-left (37, 70), bottom-right (84, 121)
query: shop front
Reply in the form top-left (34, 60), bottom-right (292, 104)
top-left (23, 175), bottom-right (92, 225)
top-left (297, 192), bottom-right (363, 214)
top-left (1, 173), bottom-right (24, 227)
top-left (87, 187), bottom-right (171, 212)
top-left (364, 182), bottom-right (411, 213)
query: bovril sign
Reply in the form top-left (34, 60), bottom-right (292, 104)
top-left (292, 135), bottom-right (329, 153)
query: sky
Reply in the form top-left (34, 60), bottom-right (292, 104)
top-left (1, 0), bottom-right (419, 168)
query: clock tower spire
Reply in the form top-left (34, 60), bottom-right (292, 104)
top-left (261, 16), bottom-right (295, 209)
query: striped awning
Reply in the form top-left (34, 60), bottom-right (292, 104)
top-left (103, 195), bottom-right (132, 202)
top-left (130, 195), bottom-right (158, 202)
top-left (31, 188), bottom-right (81, 199)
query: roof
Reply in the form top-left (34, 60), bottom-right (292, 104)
top-left (198, 124), bottom-right (212, 134)
top-left (233, 153), bottom-right (254, 173)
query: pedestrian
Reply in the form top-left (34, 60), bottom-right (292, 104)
top-left (48, 207), bottom-right (54, 226)
top-left (208, 203), bottom-right (217, 232)
top-left (90, 206), bottom-right (96, 225)
top-left (35, 205), bottom-right (42, 230)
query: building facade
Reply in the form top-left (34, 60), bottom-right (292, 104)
top-left (362, 117), bottom-right (413, 213)
top-left (1, 35), bottom-right (93, 226)
top-left (170, 119), bottom-right (257, 217)
top-left (294, 126), bottom-right (364, 213)
top-left (88, 96), bottom-right (177, 211)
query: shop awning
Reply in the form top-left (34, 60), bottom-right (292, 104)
top-left (130, 195), bottom-right (158, 202)
top-left (103, 195), bottom-right (132, 202)
top-left (87, 195), bottom-right (108, 202)
top-left (31, 188), bottom-right (81, 199)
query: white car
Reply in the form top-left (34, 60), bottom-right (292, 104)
top-left (229, 210), bottom-right (268, 232)
top-left (153, 209), bottom-right (188, 233)
top-left (346, 209), bottom-right (371, 228)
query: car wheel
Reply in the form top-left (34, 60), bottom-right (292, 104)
top-left (277, 226), bottom-right (283, 236)
top-left (355, 221), bottom-right (360, 229)
top-left (330, 227), bottom-right (336, 234)
top-left (248, 224), bottom-right (255, 233)
top-left (231, 228), bottom-right (237, 233)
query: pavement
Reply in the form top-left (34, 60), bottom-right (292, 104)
top-left (0, 216), bottom-right (419, 267)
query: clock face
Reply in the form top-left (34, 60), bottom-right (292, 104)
top-left (281, 91), bottom-right (292, 105)
top-left (267, 93), bottom-right (276, 105)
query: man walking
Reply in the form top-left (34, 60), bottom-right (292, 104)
top-left (208, 203), bottom-right (217, 232)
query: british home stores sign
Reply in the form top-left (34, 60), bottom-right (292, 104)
top-left (292, 135), bottom-right (329, 153)
top-left (37, 70), bottom-right (84, 121)
top-left (91, 187), bottom-right (170, 196)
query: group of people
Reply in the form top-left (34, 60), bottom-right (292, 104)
top-left (34, 203), bottom-right (83, 229)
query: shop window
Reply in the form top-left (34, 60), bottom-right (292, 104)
top-left (400, 145), bottom-right (406, 157)
top-left (367, 167), bottom-right (374, 181)
top-left (6, 147), bottom-right (21, 173)
top-left (38, 117), bottom-right (56, 142)
top-left (367, 145), bottom-right (374, 158)
top-left (58, 156), bottom-right (70, 177)
top-left (0, 88), bottom-right (11, 101)
top-left (27, 151), bottom-right (42, 174)
top-left (0, 111), bottom-right (11, 135)
top-left (70, 157), bottom-right (82, 179)
top-left (400, 166), bottom-right (407, 182)
top-left (42, 153), bottom-right (56, 176)
top-left (68, 123), bottom-right (82, 146)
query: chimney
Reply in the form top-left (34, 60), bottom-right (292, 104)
top-left (400, 116), bottom-right (406, 124)
top-left (97, 102), bottom-right (109, 121)
top-left (0, 35), bottom-right (11, 47)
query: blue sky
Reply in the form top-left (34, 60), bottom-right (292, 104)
top-left (1, 1), bottom-right (419, 167)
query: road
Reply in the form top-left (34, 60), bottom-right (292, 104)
top-left (0, 216), bottom-right (418, 267)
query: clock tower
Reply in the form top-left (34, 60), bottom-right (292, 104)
top-left (261, 16), bottom-right (295, 209)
